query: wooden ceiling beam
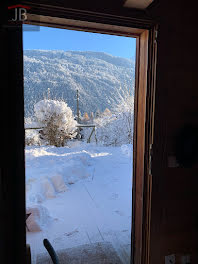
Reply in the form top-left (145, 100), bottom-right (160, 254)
top-left (124, 0), bottom-right (154, 9)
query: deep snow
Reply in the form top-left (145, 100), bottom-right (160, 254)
top-left (26, 142), bottom-right (133, 263)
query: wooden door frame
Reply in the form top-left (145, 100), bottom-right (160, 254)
top-left (3, 3), bottom-right (157, 263)
top-left (133, 26), bottom-right (158, 264)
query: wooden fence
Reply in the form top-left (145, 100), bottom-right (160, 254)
top-left (25, 124), bottom-right (97, 144)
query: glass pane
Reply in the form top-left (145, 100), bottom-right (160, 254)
top-left (23, 25), bottom-right (136, 264)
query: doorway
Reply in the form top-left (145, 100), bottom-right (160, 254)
top-left (1, 7), bottom-right (156, 263)
top-left (24, 25), bottom-right (136, 264)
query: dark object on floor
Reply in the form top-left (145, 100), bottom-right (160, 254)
top-left (37, 242), bottom-right (123, 264)
top-left (175, 125), bottom-right (198, 168)
top-left (43, 239), bottom-right (60, 264)
top-left (26, 244), bottom-right (31, 264)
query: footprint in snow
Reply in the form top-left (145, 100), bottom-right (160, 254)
top-left (64, 228), bottom-right (79, 237)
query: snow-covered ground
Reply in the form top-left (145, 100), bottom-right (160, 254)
top-left (25, 142), bottom-right (133, 263)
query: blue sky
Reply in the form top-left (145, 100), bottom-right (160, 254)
top-left (23, 25), bottom-right (136, 59)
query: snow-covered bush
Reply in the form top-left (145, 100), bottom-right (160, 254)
top-left (34, 99), bottom-right (77, 147)
top-left (95, 93), bottom-right (134, 146)
top-left (25, 117), bottom-right (43, 146)
top-left (25, 130), bottom-right (42, 146)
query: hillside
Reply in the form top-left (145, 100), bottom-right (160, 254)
top-left (24, 50), bottom-right (135, 117)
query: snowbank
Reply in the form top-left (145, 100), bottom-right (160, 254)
top-left (26, 205), bottom-right (51, 232)
top-left (26, 142), bottom-right (133, 264)
top-left (25, 144), bottom-right (94, 207)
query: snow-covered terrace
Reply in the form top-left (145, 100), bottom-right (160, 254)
top-left (25, 142), bottom-right (133, 263)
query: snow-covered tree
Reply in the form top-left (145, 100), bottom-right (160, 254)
top-left (94, 91), bottom-right (134, 146)
top-left (34, 99), bottom-right (77, 146)
top-left (90, 112), bottom-right (94, 123)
